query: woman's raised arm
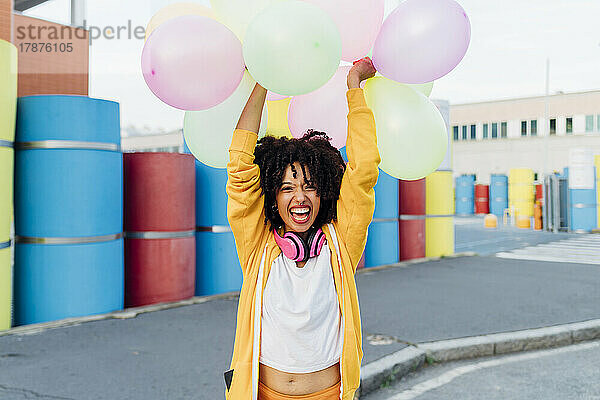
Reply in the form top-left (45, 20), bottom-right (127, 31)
top-left (226, 83), bottom-right (269, 273)
top-left (336, 59), bottom-right (381, 272)
top-left (236, 83), bottom-right (267, 133)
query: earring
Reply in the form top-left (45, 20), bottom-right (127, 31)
top-left (272, 204), bottom-right (278, 213)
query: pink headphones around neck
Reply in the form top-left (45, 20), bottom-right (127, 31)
top-left (273, 227), bottom-right (326, 262)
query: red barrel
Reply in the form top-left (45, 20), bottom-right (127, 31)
top-left (357, 252), bottom-right (365, 270)
top-left (399, 179), bottom-right (425, 261)
top-left (535, 184), bottom-right (543, 205)
top-left (124, 153), bottom-right (196, 307)
top-left (474, 184), bottom-right (489, 214)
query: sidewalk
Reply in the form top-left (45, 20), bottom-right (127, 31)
top-left (1, 254), bottom-right (600, 399)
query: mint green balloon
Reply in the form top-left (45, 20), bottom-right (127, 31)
top-left (184, 71), bottom-right (268, 169)
top-left (364, 76), bottom-right (447, 180)
top-left (243, 0), bottom-right (342, 96)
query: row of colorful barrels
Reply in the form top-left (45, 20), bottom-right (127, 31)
top-left (0, 39), bottom-right (18, 331)
top-left (1, 92), bottom-right (204, 329)
top-left (455, 174), bottom-right (510, 217)
top-left (365, 170), bottom-right (454, 267)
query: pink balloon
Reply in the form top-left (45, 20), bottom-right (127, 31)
top-left (267, 91), bottom-right (288, 101)
top-left (372, 0), bottom-right (471, 84)
top-left (141, 15), bottom-right (245, 111)
top-left (303, 0), bottom-right (384, 62)
top-left (288, 66), bottom-right (351, 149)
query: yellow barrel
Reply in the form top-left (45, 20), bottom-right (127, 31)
top-left (0, 39), bottom-right (17, 331)
top-left (266, 98), bottom-right (292, 139)
top-left (426, 171), bottom-right (454, 257)
top-left (0, 247), bottom-right (10, 330)
top-left (595, 155), bottom-right (600, 229)
top-left (509, 168), bottom-right (535, 218)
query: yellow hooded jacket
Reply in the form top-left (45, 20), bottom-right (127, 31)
top-left (225, 88), bottom-right (380, 400)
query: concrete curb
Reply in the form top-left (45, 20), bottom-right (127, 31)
top-left (0, 292), bottom-right (240, 337)
top-left (1, 253), bottom-right (477, 337)
top-left (358, 318), bottom-right (600, 398)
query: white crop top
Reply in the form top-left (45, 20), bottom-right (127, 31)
top-left (260, 242), bottom-right (343, 373)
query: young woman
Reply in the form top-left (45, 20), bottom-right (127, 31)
top-left (225, 59), bottom-right (379, 400)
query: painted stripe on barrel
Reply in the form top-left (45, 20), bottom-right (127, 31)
top-left (16, 233), bottom-right (123, 245)
top-left (15, 140), bottom-right (121, 152)
top-left (372, 218), bottom-right (398, 223)
top-left (573, 203), bottom-right (596, 209)
top-left (399, 215), bottom-right (426, 221)
top-left (0, 140), bottom-right (13, 148)
top-left (125, 230), bottom-right (195, 239)
top-left (0, 241), bottom-right (10, 250)
top-left (196, 226), bottom-right (233, 233)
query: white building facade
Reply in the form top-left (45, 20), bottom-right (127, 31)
top-left (450, 90), bottom-right (600, 183)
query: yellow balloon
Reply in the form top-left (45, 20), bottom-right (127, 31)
top-left (145, 3), bottom-right (216, 41)
top-left (373, 72), bottom-right (434, 97)
top-left (266, 98), bottom-right (292, 138)
top-left (406, 81), bottom-right (434, 97)
top-left (210, 0), bottom-right (284, 41)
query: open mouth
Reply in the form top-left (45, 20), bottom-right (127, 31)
top-left (289, 206), bottom-right (311, 224)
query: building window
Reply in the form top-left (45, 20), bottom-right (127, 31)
top-left (470, 124), bottom-right (476, 140)
top-left (491, 123), bottom-right (498, 138)
top-left (531, 120), bottom-right (537, 136)
top-left (453, 126), bottom-right (459, 141)
top-left (566, 117), bottom-right (573, 134)
top-left (501, 122), bottom-right (507, 138)
top-left (521, 121), bottom-right (527, 136)
top-left (586, 115), bottom-right (594, 132)
top-left (483, 123), bottom-right (488, 139)
top-left (549, 118), bottom-right (556, 135)
top-left (462, 125), bottom-right (467, 140)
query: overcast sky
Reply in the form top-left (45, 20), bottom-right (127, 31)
top-left (24, 0), bottom-right (600, 133)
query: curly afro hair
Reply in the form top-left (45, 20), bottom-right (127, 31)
top-left (254, 130), bottom-right (346, 231)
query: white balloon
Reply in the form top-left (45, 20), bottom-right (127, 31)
top-left (184, 71), bottom-right (268, 169)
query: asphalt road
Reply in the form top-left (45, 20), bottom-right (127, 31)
top-left (364, 341), bottom-right (600, 400)
top-left (454, 216), bottom-right (577, 255)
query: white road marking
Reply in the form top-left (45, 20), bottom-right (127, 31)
top-left (385, 341), bottom-right (600, 400)
top-left (496, 235), bottom-right (600, 265)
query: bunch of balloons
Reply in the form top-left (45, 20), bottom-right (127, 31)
top-left (141, 0), bottom-right (470, 178)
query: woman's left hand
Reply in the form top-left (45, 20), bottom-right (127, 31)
top-left (347, 57), bottom-right (376, 89)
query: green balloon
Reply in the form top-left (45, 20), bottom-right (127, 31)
top-left (364, 76), bottom-right (447, 180)
top-left (243, 0), bottom-right (342, 96)
top-left (184, 71), bottom-right (268, 169)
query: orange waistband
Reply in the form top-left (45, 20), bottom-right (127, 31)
top-left (258, 380), bottom-right (341, 400)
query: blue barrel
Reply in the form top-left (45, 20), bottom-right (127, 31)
top-left (455, 174), bottom-right (475, 215)
top-left (569, 168), bottom-right (597, 233)
top-left (365, 169), bottom-right (399, 268)
top-left (13, 96), bottom-right (123, 326)
top-left (490, 174), bottom-right (509, 217)
top-left (192, 155), bottom-right (243, 296)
